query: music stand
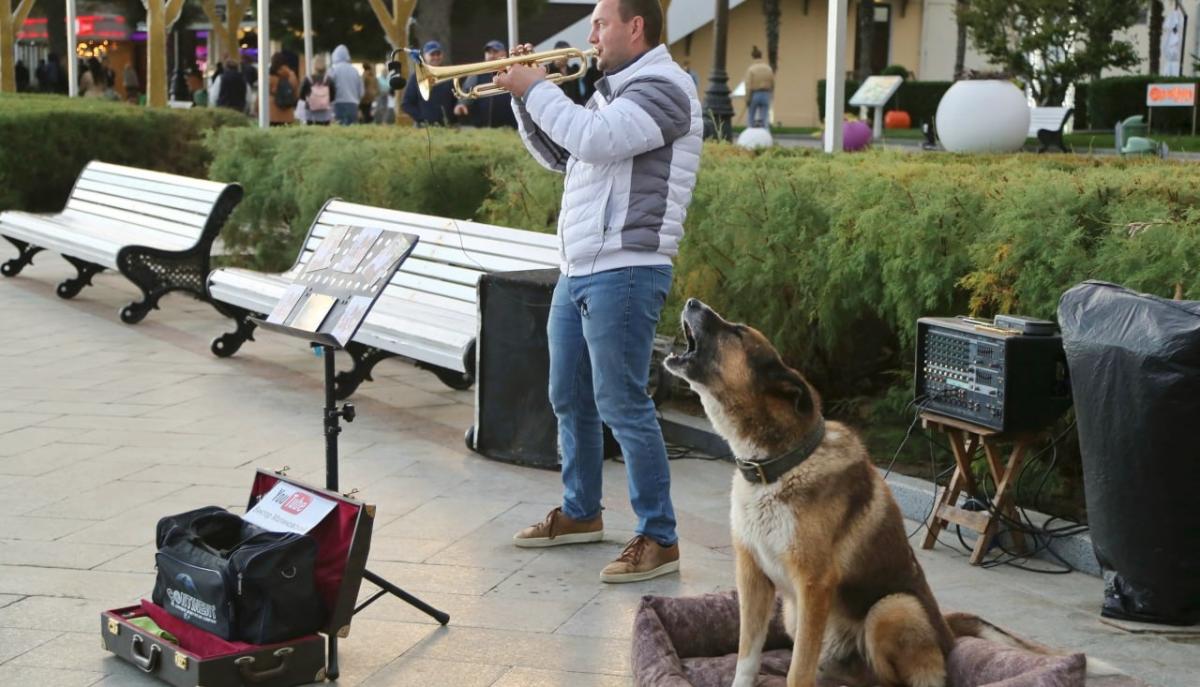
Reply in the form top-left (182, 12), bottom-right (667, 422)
top-left (250, 226), bottom-right (449, 679)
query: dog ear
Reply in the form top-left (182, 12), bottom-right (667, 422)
top-left (770, 365), bottom-right (814, 415)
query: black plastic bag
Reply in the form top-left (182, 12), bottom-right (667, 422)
top-left (1058, 281), bottom-right (1200, 625)
top-left (152, 506), bottom-right (326, 643)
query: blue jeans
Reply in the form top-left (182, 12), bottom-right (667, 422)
top-left (748, 90), bottom-right (771, 128)
top-left (333, 102), bottom-right (358, 125)
top-left (548, 265), bottom-right (677, 546)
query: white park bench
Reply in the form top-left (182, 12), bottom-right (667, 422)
top-left (0, 161), bottom-right (243, 323)
top-left (206, 199), bottom-right (560, 395)
top-left (1029, 106), bottom-right (1074, 153)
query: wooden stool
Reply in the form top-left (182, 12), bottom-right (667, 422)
top-left (919, 412), bottom-right (1036, 565)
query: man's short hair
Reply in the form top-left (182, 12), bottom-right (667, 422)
top-left (618, 0), bottom-right (664, 48)
top-left (751, 46), bottom-right (762, 60)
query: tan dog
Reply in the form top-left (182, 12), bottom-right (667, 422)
top-left (663, 299), bottom-right (1066, 687)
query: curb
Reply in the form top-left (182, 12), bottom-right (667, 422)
top-left (660, 408), bottom-right (1100, 576)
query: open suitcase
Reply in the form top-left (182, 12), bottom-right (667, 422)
top-left (101, 469), bottom-right (375, 687)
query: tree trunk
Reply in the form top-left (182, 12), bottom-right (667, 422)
top-left (855, 0), bottom-right (875, 81)
top-left (414, 0), bottom-right (451, 60)
top-left (763, 0), bottom-right (780, 72)
top-left (954, 0), bottom-right (968, 79)
top-left (147, 1), bottom-right (168, 106)
top-left (0, 1), bottom-right (14, 93)
top-left (44, 0), bottom-right (65, 76)
top-left (1149, 0), bottom-right (1163, 75)
top-left (1, 0), bottom-right (36, 93)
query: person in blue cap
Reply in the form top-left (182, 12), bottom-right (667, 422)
top-left (400, 40), bottom-right (457, 126)
top-left (453, 40), bottom-right (518, 129)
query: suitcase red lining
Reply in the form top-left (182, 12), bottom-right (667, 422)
top-left (248, 472), bottom-right (359, 615)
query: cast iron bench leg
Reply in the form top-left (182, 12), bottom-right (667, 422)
top-left (58, 256), bottom-right (105, 299)
top-left (1, 237), bottom-right (43, 277)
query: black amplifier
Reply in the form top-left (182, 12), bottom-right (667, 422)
top-left (915, 316), bottom-right (1071, 432)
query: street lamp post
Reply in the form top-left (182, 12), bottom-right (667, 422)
top-left (703, 0), bottom-right (732, 141)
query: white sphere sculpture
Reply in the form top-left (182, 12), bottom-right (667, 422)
top-left (935, 80), bottom-right (1030, 153)
top-left (736, 127), bottom-right (774, 149)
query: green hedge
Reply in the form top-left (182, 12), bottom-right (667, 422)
top-left (818, 79), bottom-right (952, 127)
top-left (205, 126), bottom-right (538, 269)
top-left (1087, 76), bottom-right (1199, 131)
top-left (203, 129), bottom-right (1200, 396)
top-left (1072, 82), bottom-right (1089, 129)
top-left (481, 142), bottom-right (1200, 398)
top-left (0, 94), bottom-right (248, 213)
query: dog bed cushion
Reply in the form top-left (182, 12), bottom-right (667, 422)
top-left (631, 592), bottom-right (1139, 687)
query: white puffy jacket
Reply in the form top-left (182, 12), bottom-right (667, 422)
top-left (512, 45), bottom-right (702, 276)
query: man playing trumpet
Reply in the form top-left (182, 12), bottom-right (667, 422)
top-left (495, 0), bottom-right (703, 583)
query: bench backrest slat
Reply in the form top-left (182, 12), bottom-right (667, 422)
top-left (73, 178), bottom-right (219, 215)
top-left (280, 199), bottom-right (559, 311)
top-left (62, 162), bottom-right (233, 246)
top-left (60, 204), bottom-right (206, 245)
top-left (312, 212), bottom-right (560, 267)
top-left (69, 189), bottom-right (209, 230)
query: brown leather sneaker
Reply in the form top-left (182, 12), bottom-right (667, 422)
top-left (512, 507), bottom-right (604, 548)
top-left (599, 535), bottom-right (680, 583)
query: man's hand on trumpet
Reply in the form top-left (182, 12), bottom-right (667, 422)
top-left (493, 43), bottom-right (547, 99)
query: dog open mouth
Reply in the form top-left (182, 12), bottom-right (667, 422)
top-left (665, 302), bottom-right (704, 370)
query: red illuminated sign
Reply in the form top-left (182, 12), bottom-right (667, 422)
top-left (17, 15), bottom-right (129, 41)
top-left (1147, 83), bottom-right (1197, 107)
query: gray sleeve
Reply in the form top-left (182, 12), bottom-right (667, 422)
top-left (616, 77), bottom-right (692, 144)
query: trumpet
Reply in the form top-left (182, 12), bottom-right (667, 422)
top-left (416, 46), bottom-right (597, 101)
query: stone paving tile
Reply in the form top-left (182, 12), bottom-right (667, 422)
top-left (318, 619), bottom-right (440, 686)
top-left (0, 516), bottom-right (97, 542)
top-left (403, 625), bottom-right (632, 676)
top-left (0, 626), bottom-right (60, 663)
top-left (0, 596), bottom-right (131, 634)
top-left (0, 540), bottom-right (134, 569)
top-left (0, 664), bottom-right (105, 687)
top-left (376, 496), bottom-right (519, 543)
top-left (92, 544), bottom-right (155, 574)
top-left (9, 630), bottom-right (122, 671)
top-left (0, 442), bottom-right (118, 477)
top-left (0, 426), bottom-right (85, 457)
top-left (492, 667), bottom-right (635, 687)
top-left (0, 564), bottom-right (152, 602)
top-left (365, 536), bottom-right (449, 564)
top-left (355, 588), bottom-right (583, 634)
top-left (364, 560), bottom-right (514, 596)
top-left (364, 655), bottom-right (508, 687)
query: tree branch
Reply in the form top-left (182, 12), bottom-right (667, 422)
top-left (368, 0), bottom-right (396, 33)
top-left (14, 0), bottom-right (36, 28)
top-left (165, 0), bottom-right (185, 26)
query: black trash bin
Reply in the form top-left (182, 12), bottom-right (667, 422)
top-left (1058, 280), bottom-right (1200, 625)
top-left (468, 269), bottom-right (618, 469)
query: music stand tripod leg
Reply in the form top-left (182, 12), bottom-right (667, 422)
top-left (318, 345), bottom-right (450, 680)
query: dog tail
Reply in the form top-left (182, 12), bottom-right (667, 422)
top-left (944, 612), bottom-right (1123, 677)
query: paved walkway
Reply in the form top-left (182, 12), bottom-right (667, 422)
top-left (0, 260), bottom-right (1194, 686)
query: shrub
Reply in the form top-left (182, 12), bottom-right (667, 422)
top-left (1087, 75), bottom-right (1198, 131)
top-left (0, 94), bottom-right (248, 213)
top-left (205, 126), bottom-right (534, 270)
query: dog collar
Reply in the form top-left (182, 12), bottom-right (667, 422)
top-left (736, 417), bottom-right (826, 485)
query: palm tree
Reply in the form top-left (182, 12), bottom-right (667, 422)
top-left (763, 0), bottom-right (780, 71)
top-left (855, 0), bottom-right (875, 80)
top-left (1149, 0), bottom-right (1163, 74)
top-left (954, 0), bottom-right (969, 78)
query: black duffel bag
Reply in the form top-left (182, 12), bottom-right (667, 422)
top-left (152, 506), bottom-right (326, 644)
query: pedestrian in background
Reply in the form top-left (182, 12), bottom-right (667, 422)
top-left (743, 45), bottom-right (774, 129)
top-left (300, 55), bottom-right (336, 126)
top-left (453, 40), bottom-right (517, 128)
top-left (268, 51), bottom-right (299, 126)
top-left (329, 45), bottom-right (364, 125)
top-left (401, 41), bottom-right (456, 126)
